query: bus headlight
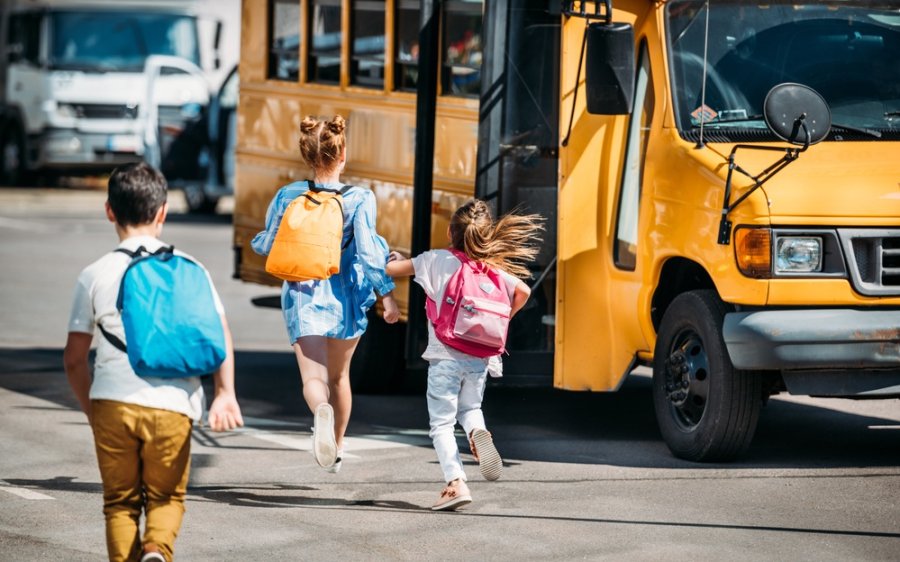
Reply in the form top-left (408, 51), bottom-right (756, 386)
top-left (775, 236), bottom-right (822, 273)
top-left (735, 227), bottom-right (771, 278)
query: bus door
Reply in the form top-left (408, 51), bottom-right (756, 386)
top-left (475, 0), bottom-right (560, 383)
top-left (554, 2), bottom-right (650, 392)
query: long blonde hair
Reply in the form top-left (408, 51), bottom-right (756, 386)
top-left (449, 199), bottom-right (544, 279)
top-left (298, 114), bottom-right (346, 174)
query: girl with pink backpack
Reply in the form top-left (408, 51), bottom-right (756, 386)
top-left (386, 199), bottom-right (542, 511)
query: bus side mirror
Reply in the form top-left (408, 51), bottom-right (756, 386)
top-left (763, 83), bottom-right (831, 146)
top-left (585, 22), bottom-right (635, 115)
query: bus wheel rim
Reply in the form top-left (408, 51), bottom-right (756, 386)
top-left (664, 331), bottom-right (711, 430)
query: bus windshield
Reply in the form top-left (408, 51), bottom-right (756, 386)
top-left (667, 1), bottom-right (900, 138)
top-left (49, 11), bottom-right (200, 72)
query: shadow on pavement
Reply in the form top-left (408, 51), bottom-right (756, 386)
top-left (1, 347), bottom-right (898, 471)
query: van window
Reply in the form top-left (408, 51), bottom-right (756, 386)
top-left (615, 43), bottom-right (654, 270)
top-left (308, 0), bottom-right (342, 85)
top-left (442, 0), bottom-right (482, 97)
top-left (269, 0), bottom-right (300, 81)
top-left (395, 0), bottom-right (420, 91)
top-left (351, 0), bottom-right (385, 88)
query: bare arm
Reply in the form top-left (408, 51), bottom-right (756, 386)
top-left (207, 315), bottom-right (244, 431)
top-left (385, 251), bottom-right (415, 278)
top-left (510, 280), bottom-right (531, 318)
top-left (63, 332), bottom-right (93, 420)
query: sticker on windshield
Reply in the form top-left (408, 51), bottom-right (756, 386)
top-left (691, 104), bottom-right (718, 124)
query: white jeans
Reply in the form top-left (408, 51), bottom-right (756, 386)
top-left (427, 358), bottom-right (489, 484)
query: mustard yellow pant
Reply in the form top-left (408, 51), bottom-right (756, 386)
top-left (91, 400), bottom-right (193, 562)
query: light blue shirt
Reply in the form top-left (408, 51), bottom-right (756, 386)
top-left (252, 181), bottom-right (395, 342)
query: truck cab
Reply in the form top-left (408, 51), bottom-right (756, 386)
top-left (0, 0), bottom-right (231, 185)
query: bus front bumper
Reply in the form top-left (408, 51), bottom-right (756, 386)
top-left (723, 309), bottom-right (900, 396)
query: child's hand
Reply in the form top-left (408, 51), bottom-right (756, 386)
top-left (388, 251), bottom-right (405, 263)
top-left (382, 294), bottom-right (400, 324)
top-left (208, 393), bottom-right (244, 432)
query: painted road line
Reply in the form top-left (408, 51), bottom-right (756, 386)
top-left (0, 481), bottom-right (54, 500)
top-left (235, 426), bottom-right (432, 459)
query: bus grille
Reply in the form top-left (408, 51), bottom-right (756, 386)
top-left (839, 229), bottom-right (900, 296)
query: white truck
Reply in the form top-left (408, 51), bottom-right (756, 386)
top-left (0, 0), bottom-right (238, 203)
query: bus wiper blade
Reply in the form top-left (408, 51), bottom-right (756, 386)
top-left (715, 114), bottom-right (764, 124)
top-left (690, 114), bottom-right (764, 128)
top-left (831, 122), bottom-right (882, 139)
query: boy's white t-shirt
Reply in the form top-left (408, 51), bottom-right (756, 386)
top-left (411, 249), bottom-right (521, 368)
top-left (67, 235), bottom-right (224, 421)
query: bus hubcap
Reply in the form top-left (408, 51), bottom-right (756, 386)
top-left (664, 332), bottom-right (710, 429)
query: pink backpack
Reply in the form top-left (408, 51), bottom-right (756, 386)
top-left (425, 249), bottom-right (512, 358)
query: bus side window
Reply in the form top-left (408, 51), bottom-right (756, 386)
top-left (441, 0), bottom-right (482, 97)
top-left (395, 0), bottom-right (420, 92)
top-left (308, 0), bottom-right (342, 85)
top-left (350, 0), bottom-right (386, 89)
top-left (268, 0), bottom-right (300, 81)
top-left (614, 42), bottom-right (654, 270)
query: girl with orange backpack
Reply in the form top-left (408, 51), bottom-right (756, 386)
top-left (251, 115), bottom-right (400, 473)
top-left (386, 199), bottom-right (542, 510)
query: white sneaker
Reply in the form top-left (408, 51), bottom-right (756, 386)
top-left (140, 553), bottom-right (166, 562)
top-left (313, 403), bottom-right (337, 469)
top-left (324, 449), bottom-right (343, 474)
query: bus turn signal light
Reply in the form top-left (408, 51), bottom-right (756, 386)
top-left (735, 228), bottom-right (771, 278)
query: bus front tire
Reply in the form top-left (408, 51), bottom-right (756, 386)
top-left (652, 290), bottom-right (762, 462)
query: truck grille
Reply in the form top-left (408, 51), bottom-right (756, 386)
top-left (839, 229), bottom-right (900, 296)
top-left (72, 103), bottom-right (138, 119)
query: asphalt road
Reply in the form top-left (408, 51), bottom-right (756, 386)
top-left (1, 188), bottom-right (899, 561)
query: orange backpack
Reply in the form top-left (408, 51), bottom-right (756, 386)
top-left (265, 181), bottom-right (353, 282)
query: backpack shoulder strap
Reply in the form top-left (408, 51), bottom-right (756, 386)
top-left (98, 322), bottom-right (127, 353)
top-left (448, 248), bottom-right (470, 264)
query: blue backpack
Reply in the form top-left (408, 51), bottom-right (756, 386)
top-left (99, 245), bottom-right (226, 378)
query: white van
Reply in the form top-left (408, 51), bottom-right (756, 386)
top-left (0, 0), bottom-right (238, 191)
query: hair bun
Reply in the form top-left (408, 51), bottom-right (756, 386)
top-left (326, 115), bottom-right (346, 135)
top-left (300, 116), bottom-right (320, 135)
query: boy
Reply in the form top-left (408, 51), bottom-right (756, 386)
top-left (63, 162), bottom-right (244, 562)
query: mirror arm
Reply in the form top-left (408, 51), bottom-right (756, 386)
top-left (717, 140), bottom-right (805, 245)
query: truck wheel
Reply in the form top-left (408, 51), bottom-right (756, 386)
top-left (0, 123), bottom-right (27, 186)
top-left (652, 290), bottom-right (762, 462)
top-left (184, 185), bottom-right (219, 213)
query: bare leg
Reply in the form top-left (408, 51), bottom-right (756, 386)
top-left (325, 337), bottom-right (360, 449)
top-left (293, 336), bottom-right (330, 412)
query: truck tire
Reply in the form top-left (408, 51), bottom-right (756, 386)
top-left (652, 290), bottom-right (762, 462)
top-left (0, 122), bottom-right (27, 187)
top-left (184, 184), bottom-right (219, 213)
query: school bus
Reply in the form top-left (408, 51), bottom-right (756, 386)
top-left (233, 0), bottom-right (900, 461)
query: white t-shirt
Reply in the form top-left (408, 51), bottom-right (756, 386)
top-left (412, 249), bottom-right (521, 370)
top-left (67, 235), bottom-right (224, 421)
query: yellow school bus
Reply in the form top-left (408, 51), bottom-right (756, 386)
top-left (234, 0), bottom-right (900, 461)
